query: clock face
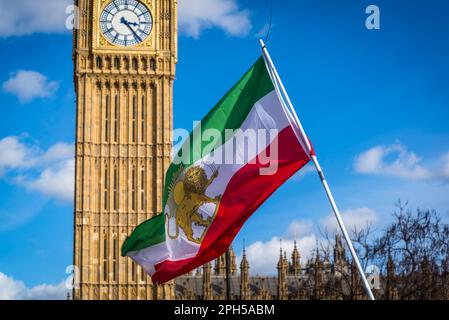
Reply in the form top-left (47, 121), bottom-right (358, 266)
top-left (100, 0), bottom-right (153, 47)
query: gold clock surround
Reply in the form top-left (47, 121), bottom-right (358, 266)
top-left (98, 0), bottom-right (154, 48)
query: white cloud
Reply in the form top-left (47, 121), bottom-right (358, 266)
top-left (0, 272), bottom-right (68, 300)
top-left (0, 135), bottom-right (74, 202)
top-left (2, 70), bottom-right (59, 104)
top-left (320, 207), bottom-right (378, 233)
top-left (244, 235), bottom-right (317, 276)
top-left (17, 159), bottom-right (74, 202)
top-left (241, 221), bottom-right (317, 275)
top-left (0, 0), bottom-right (71, 37)
top-left (286, 220), bottom-right (313, 239)
top-left (179, 0), bottom-right (252, 39)
top-left (354, 142), bottom-right (449, 182)
top-left (39, 143), bottom-right (74, 164)
top-left (0, 136), bottom-right (34, 174)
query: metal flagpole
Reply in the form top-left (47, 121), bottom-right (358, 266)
top-left (259, 39), bottom-right (375, 301)
top-left (225, 247), bottom-right (232, 300)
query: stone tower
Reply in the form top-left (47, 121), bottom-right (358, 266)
top-left (277, 249), bottom-right (288, 300)
top-left (333, 233), bottom-right (346, 275)
top-left (290, 241), bottom-right (301, 276)
top-left (240, 246), bottom-right (250, 300)
top-left (214, 246), bottom-right (237, 276)
top-left (202, 262), bottom-right (212, 300)
top-left (314, 251), bottom-right (324, 300)
top-left (73, 0), bottom-right (177, 300)
top-left (386, 253), bottom-right (398, 300)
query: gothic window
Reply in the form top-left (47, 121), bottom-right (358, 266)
top-left (112, 237), bottom-right (118, 282)
top-left (131, 262), bottom-right (136, 282)
top-left (105, 57), bottom-right (111, 70)
top-left (96, 56), bottom-right (102, 68)
top-left (140, 167), bottom-right (145, 211)
top-left (114, 94), bottom-right (119, 143)
top-left (141, 267), bottom-right (146, 282)
top-left (142, 58), bottom-right (147, 70)
top-left (132, 58), bottom-right (138, 70)
top-left (150, 58), bottom-right (156, 71)
top-left (105, 94), bottom-right (110, 142)
top-left (114, 57), bottom-right (120, 69)
top-left (103, 236), bottom-right (108, 282)
top-left (113, 166), bottom-right (118, 210)
top-left (141, 95), bottom-right (145, 143)
top-left (131, 166), bottom-right (137, 211)
top-left (124, 57), bottom-right (129, 69)
top-left (104, 165), bottom-right (109, 210)
top-left (132, 95), bottom-right (137, 143)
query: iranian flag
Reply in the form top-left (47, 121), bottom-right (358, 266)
top-left (122, 56), bottom-right (313, 284)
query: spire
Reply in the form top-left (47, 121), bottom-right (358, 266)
top-left (291, 240), bottom-right (301, 276)
top-left (277, 239), bottom-right (283, 268)
top-left (229, 245), bottom-right (237, 275)
top-left (387, 252), bottom-right (395, 277)
top-left (333, 233), bottom-right (346, 275)
top-left (214, 253), bottom-right (226, 276)
top-left (277, 240), bottom-right (288, 300)
top-left (323, 247), bottom-right (331, 272)
top-left (351, 259), bottom-right (363, 300)
top-left (241, 240), bottom-right (249, 269)
top-left (240, 239), bottom-right (250, 300)
top-left (386, 252), bottom-right (397, 300)
top-left (277, 259), bottom-right (288, 299)
top-left (314, 248), bottom-right (324, 299)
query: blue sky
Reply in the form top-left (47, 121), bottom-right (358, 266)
top-left (0, 0), bottom-right (448, 298)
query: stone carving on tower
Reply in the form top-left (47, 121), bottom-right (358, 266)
top-left (240, 245), bottom-right (250, 300)
top-left (73, 0), bottom-right (177, 300)
top-left (214, 246), bottom-right (237, 276)
top-left (277, 249), bottom-right (288, 300)
top-left (313, 250), bottom-right (324, 300)
top-left (290, 241), bottom-right (301, 276)
top-left (202, 262), bottom-right (212, 300)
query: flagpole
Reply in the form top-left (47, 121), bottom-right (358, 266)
top-left (259, 39), bottom-right (375, 301)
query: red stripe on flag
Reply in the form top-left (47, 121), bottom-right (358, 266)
top-left (152, 126), bottom-right (311, 284)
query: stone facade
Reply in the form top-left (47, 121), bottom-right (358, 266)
top-left (73, 0), bottom-right (177, 300)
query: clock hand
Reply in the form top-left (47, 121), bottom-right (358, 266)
top-left (120, 17), bottom-right (139, 27)
top-left (121, 19), bottom-right (142, 42)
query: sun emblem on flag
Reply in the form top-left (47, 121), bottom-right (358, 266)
top-left (166, 164), bottom-right (222, 244)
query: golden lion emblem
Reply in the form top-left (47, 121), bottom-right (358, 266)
top-left (166, 165), bottom-right (221, 244)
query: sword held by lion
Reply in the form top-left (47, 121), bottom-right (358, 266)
top-left (166, 165), bottom-right (221, 244)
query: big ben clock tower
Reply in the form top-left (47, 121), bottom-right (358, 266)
top-left (73, 0), bottom-right (177, 300)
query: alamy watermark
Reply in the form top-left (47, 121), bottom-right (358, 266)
top-left (366, 265), bottom-right (381, 290)
top-left (365, 5), bottom-right (381, 30)
top-left (66, 5), bottom-right (80, 31)
top-left (173, 123), bottom-right (280, 176)
top-left (65, 265), bottom-right (80, 291)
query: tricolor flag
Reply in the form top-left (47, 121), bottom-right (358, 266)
top-left (122, 56), bottom-right (313, 284)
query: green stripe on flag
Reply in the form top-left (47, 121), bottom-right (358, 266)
top-left (121, 213), bottom-right (166, 256)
